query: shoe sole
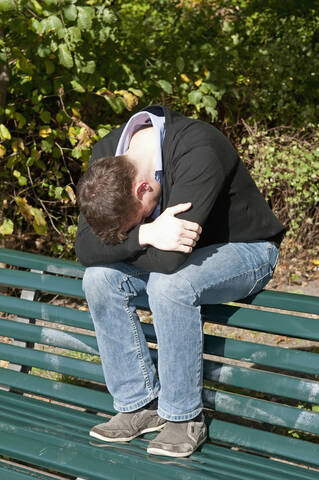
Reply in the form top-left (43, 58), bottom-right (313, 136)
top-left (147, 435), bottom-right (207, 457)
top-left (90, 422), bottom-right (166, 442)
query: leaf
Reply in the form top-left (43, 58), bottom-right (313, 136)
top-left (41, 16), bottom-right (63, 35)
top-left (176, 57), bottom-right (185, 72)
top-left (0, 124), bottom-right (11, 140)
top-left (15, 197), bottom-right (33, 221)
top-left (202, 95), bottom-right (217, 108)
top-left (58, 44), bottom-right (73, 69)
top-left (104, 96), bottom-right (126, 114)
top-left (31, 207), bottom-right (47, 235)
top-left (0, 218), bottom-right (13, 235)
top-left (311, 259), bottom-right (319, 266)
top-left (65, 185), bottom-right (76, 205)
top-left (18, 176), bottom-right (28, 186)
top-left (157, 80), bottom-right (173, 94)
top-left (180, 73), bottom-right (191, 83)
top-left (188, 90), bottom-right (202, 105)
top-left (0, 0), bottom-right (15, 12)
top-left (128, 88), bottom-right (143, 98)
top-left (77, 6), bottom-right (94, 30)
top-left (71, 80), bottom-right (85, 92)
top-left (68, 26), bottom-right (81, 44)
top-left (0, 145), bottom-right (6, 158)
top-left (39, 127), bottom-right (52, 138)
top-left (63, 4), bottom-right (78, 22)
top-left (114, 90), bottom-right (138, 111)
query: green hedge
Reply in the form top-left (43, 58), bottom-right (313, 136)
top-left (0, 0), bottom-right (318, 255)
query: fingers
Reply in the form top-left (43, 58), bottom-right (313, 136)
top-left (167, 202), bottom-right (192, 216)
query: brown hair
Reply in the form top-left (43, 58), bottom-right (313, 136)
top-left (77, 155), bottom-right (141, 244)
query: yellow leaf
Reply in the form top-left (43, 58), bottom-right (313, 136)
top-left (0, 219), bottom-right (14, 235)
top-left (65, 185), bottom-right (76, 205)
top-left (15, 196), bottom-right (33, 221)
top-left (180, 74), bottom-right (191, 83)
top-left (72, 107), bottom-right (81, 118)
top-left (195, 78), bottom-right (202, 87)
top-left (204, 68), bottom-right (209, 77)
top-left (311, 259), bottom-right (319, 266)
top-left (114, 90), bottom-right (138, 111)
top-left (0, 145), bottom-right (6, 158)
top-left (39, 127), bottom-right (52, 138)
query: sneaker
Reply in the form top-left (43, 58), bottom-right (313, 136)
top-left (147, 413), bottom-right (207, 457)
top-left (90, 405), bottom-right (166, 442)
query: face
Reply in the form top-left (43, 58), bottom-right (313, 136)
top-left (124, 181), bottom-right (161, 233)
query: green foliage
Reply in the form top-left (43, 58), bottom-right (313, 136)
top-left (0, 0), bottom-right (318, 256)
top-left (238, 125), bottom-right (319, 246)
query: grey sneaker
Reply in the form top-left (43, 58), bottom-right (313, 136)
top-left (90, 408), bottom-right (166, 442)
top-left (147, 413), bottom-right (207, 457)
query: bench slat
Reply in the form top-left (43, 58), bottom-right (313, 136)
top-left (203, 304), bottom-right (319, 340)
top-left (0, 294), bottom-right (93, 330)
top-left (0, 318), bottom-right (99, 355)
top-left (239, 290), bottom-right (319, 315)
top-left (0, 367), bottom-right (114, 413)
top-left (0, 247), bottom-right (85, 278)
top-left (0, 268), bottom-right (84, 298)
top-left (0, 343), bottom-right (104, 383)
top-left (204, 389), bottom-right (319, 435)
top-left (205, 335), bottom-right (319, 376)
top-left (0, 461), bottom-right (58, 480)
top-left (204, 361), bottom-right (319, 404)
top-left (210, 419), bottom-right (319, 467)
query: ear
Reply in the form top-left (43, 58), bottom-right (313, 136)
top-left (135, 182), bottom-right (151, 200)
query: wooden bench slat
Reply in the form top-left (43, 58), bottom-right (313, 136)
top-left (239, 289), bottom-right (319, 315)
top-left (0, 268), bottom-right (84, 298)
top-left (203, 304), bottom-right (319, 340)
top-left (0, 318), bottom-right (99, 355)
top-left (0, 343), bottom-right (104, 383)
top-left (0, 247), bottom-right (85, 278)
top-left (0, 293), bottom-right (93, 330)
top-left (0, 367), bottom-right (114, 413)
top-left (210, 418), bottom-right (319, 468)
top-left (205, 390), bottom-right (319, 435)
top-left (204, 361), bottom-right (319, 404)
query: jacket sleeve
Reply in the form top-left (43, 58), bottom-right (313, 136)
top-left (128, 145), bottom-right (235, 274)
top-left (75, 213), bottom-right (145, 266)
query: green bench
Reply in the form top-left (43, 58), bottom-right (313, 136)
top-left (0, 246), bottom-right (318, 479)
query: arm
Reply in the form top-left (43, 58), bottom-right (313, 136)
top-left (128, 145), bottom-right (234, 274)
top-left (75, 212), bottom-right (144, 267)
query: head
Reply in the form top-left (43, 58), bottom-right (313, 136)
top-left (77, 155), bottom-right (160, 244)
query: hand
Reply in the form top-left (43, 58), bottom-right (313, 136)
top-left (139, 203), bottom-right (202, 253)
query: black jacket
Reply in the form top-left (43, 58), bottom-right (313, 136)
top-left (75, 105), bottom-right (286, 274)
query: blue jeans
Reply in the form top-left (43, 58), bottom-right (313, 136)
top-left (82, 241), bottom-right (278, 422)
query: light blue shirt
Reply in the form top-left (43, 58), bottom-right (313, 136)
top-left (115, 111), bottom-right (165, 219)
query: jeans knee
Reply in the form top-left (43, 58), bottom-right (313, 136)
top-left (147, 272), bottom-right (195, 304)
top-left (82, 265), bottom-right (119, 297)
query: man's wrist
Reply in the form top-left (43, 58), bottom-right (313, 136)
top-left (139, 224), bottom-right (152, 248)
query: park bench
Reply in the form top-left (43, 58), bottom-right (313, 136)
top-left (0, 246), bottom-right (318, 480)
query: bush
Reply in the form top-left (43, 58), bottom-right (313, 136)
top-left (0, 0), bottom-right (318, 256)
top-left (238, 124), bottom-right (319, 249)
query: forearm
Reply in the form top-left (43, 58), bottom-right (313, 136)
top-left (75, 214), bottom-right (143, 267)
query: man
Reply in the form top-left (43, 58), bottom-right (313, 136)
top-left (76, 105), bottom-right (285, 457)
